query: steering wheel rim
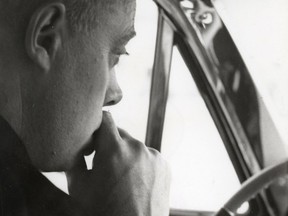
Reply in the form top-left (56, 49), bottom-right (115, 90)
top-left (214, 159), bottom-right (288, 216)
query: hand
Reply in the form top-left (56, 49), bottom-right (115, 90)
top-left (66, 112), bottom-right (170, 216)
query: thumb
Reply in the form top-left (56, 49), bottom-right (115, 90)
top-left (66, 156), bottom-right (87, 190)
top-left (93, 111), bottom-right (122, 153)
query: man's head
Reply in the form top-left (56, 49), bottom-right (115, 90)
top-left (0, 0), bottom-right (136, 171)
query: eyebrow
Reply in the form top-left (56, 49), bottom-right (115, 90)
top-left (116, 29), bottom-right (137, 46)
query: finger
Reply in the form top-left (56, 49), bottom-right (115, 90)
top-left (66, 156), bottom-right (87, 185)
top-left (118, 128), bottom-right (147, 145)
top-left (92, 111), bottom-right (122, 153)
top-left (118, 127), bottom-right (133, 140)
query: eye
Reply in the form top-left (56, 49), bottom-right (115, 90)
top-left (113, 56), bottom-right (120, 66)
top-left (110, 49), bottom-right (130, 67)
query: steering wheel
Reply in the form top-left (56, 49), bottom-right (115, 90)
top-left (214, 159), bottom-right (288, 216)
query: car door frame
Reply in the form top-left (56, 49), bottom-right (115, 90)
top-left (145, 0), bottom-right (278, 215)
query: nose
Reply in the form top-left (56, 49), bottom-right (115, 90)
top-left (104, 69), bottom-right (123, 106)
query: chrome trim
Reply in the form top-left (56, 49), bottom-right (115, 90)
top-left (152, 0), bottom-right (277, 214)
top-left (153, 0), bottom-right (261, 177)
top-left (145, 9), bottom-right (174, 151)
top-left (170, 209), bottom-right (214, 216)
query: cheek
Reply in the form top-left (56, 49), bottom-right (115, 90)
top-left (32, 61), bottom-right (108, 168)
top-left (70, 56), bottom-right (108, 129)
top-left (19, 45), bottom-right (110, 169)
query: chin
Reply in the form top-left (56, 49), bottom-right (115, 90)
top-left (39, 163), bottom-right (72, 173)
top-left (33, 156), bottom-right (74, 172)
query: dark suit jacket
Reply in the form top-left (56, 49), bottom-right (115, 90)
top-left (0, 118), bottom-right (87, 216)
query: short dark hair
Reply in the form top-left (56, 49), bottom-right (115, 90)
top-left (1, 0), bottom-right (131, 32)
top-left (66, 0), bottom-right (117, 32)
top-left (67, 0), bottom-right (134, 31)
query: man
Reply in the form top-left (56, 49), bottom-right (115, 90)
top-left (0, 0), bottom-right (170, 215)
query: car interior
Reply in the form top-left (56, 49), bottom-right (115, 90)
top-left (44, 0), bottom-right (288, 215)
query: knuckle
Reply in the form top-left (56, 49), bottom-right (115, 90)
top-left (110, 137), bottom-right (146, 160)
top-left (134, 140), bottom-right (146, 150)
top-left (147, 148), bottom-right (170, 169)
top-left (148, 147), bottom-right (161, 158)
top-left (126, 137), bottom-right (146, 152)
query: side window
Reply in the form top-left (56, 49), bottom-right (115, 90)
top-left (109, 0), bottom-right (158, 142)
top-left (161, 47), bottom-right (244, 212)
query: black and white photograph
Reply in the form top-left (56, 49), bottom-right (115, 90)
top-left (0, 0), bottom-right (287, 215)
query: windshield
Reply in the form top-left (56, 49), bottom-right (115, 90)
top-left (213, 0), bottom-right (288, 151)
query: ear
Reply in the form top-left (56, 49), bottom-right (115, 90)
top-left (25, 3), bottom-right (66, 72)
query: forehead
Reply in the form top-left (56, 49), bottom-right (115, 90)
top-left (102, 0), bottom-right (136, 24)
top-left (98, 0), bottom-right (136, 41)
top-left (101, 0), bottom-right (136, 12)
